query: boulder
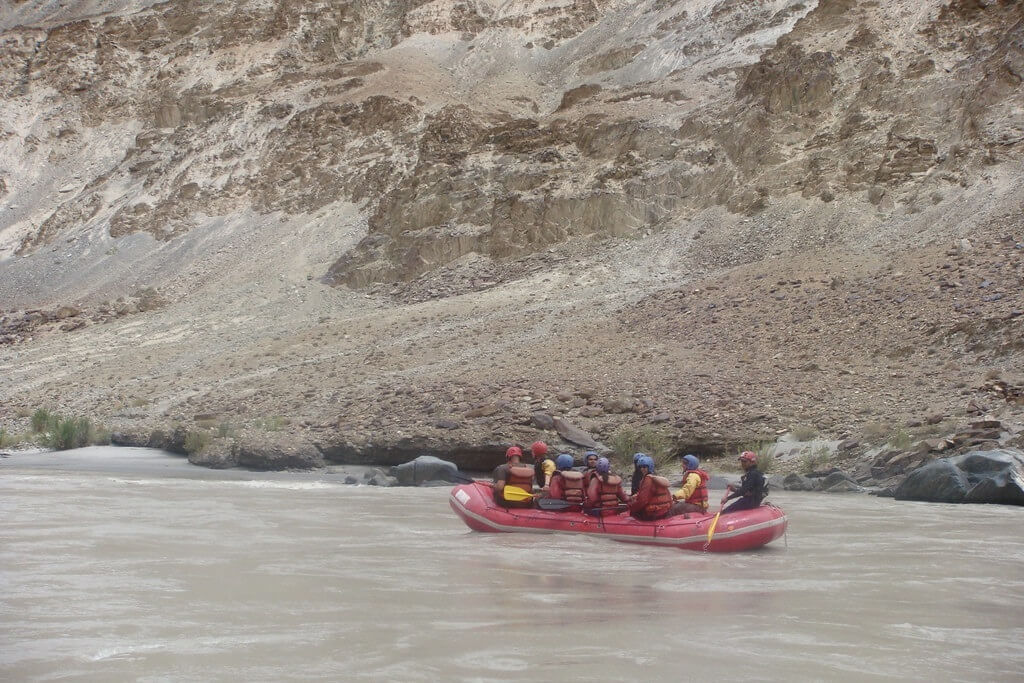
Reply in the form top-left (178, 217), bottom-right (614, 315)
top-left (188, 437), bottom-right (237, 469)
top-left (900, 446), bottom-right (1024, 505)
top-left (781, 472), bottom-right (815, 491)
top-left (958, 450), bottom-right (1024, 505)
top-left (390, 455), bottom-right (460, 486)
top-left (531, 412), bottom-right (555, 430)
top-left (235, 432), bottom-right (324, 470)
top-left (552, 417), bottom-right (600, 449)
top-left (815, 471), bottom-right (861, 492)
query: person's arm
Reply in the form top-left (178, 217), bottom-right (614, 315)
top-left (542, 459), bottom-right (555, 487)
top-left (616, 482), bottom-right (629, 503)
top-left (548, 475), bottom-right (563, 500)
top-left (674, 472), bottom-right (697, 501)
top-left (629, 479), bottom-right (650, 514)
top-left (585, 478), bottom-right (600, 507)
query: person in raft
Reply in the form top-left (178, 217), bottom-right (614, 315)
top-left (585, 457), bottom-right (629, 515)
top-left (547, 454), bottom-right (585, 510)
top-left (579, 450), bottom-right (600, 488)
top-left (628, 454), bottom-right (673, 520)
top-left (532, 440), bottom-right (556, 494)
top-left (721, 450), bottom-right (768, 514)
top-left (668, 454), bottom-right (710, 516)
top-left (630, 451), bottom-right (646, 495)
top-left (492, 446), bottom-right (536, 508)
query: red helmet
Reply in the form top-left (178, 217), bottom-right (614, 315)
top-left (506, 446), bottom-right (523, 460)
top-left (739, 450), bottom-right (757, 464)
top-left (531, 441), bottom-right (548, 457)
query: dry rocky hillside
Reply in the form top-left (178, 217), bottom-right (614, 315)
top-left (1, 0), bottom-right (1022, 483)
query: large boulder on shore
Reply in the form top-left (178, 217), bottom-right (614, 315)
top-left (894, 448), bottom-right (1024, 505)
top-left (188, 437), bottom-right (238, 469)
top-left (235, 432), bottom-right (324, 470)
top-left (390, 455), bottom-right (461, 486)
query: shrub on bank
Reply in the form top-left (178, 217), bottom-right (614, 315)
top-left (607, 425), bottom-right (675, 471)
top-left (26, 409), bottom-right (110, 450)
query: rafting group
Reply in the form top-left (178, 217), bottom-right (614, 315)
top-left (488, 441), bottom-right (768, 519)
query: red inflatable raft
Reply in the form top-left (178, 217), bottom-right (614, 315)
top-left (449, 482), bottom-right (787, 552)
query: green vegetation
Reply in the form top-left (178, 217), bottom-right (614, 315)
top-left (606, 425), bottom-right (675, 471)
top-left (791, 424), bottom-right (818, 441)
top-left (31, 408), bottom-right (54, 433)
top-left (21, 408), bottom-right (110, 450)
top-left (255, 416), bottom-right (289, 431)
top-left (184, 429), bottom-right (211, 455)
top-left (800, 445), bottom-right (831, 474)
top-left (217, 421), bottom-right (236, 438)
top-left (0, 427), bottom-right (19, 448)
top-left (861, 421), bottom-right (891, 444)
top-left (889, 428), bottom-right (913, 450)
top-left (719, 440), bottom-right (776, 474)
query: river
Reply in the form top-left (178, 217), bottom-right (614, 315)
top-left (2, 447), bottom-right (1022, 681)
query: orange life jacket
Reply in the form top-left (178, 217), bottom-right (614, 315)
top-left (506, 465), bottom-right (535, 491)
top-left (557, 470), bottom-right (585, 504)
top-left (501, 465), bottom-right (536, 507)
top-left (593, 474), bottom-right (624, 510)
top-left (641, 475), bottom-right (672, 519)
top-left (682, 468), bottom-right (710, 510)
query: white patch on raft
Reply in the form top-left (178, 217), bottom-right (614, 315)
top-left (455, 489), bottom-right (471, 505)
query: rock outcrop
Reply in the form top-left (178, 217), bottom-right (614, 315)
top-left (894, 448), bottom-right (1024, 505)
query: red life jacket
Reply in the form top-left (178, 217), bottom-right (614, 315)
top-left (593, 474), bottom-right (624, 510)
top-left (501, 465), bottom-right (536, 507)
top-left (641, 475), bottom-right (672, 519)
top-left (557, 470), bottom-right (585, 504)
top-left (682, 468), bottom-right (710, 510)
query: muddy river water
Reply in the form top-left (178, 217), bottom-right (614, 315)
top-left (2, 447), bottom-right (1022, 681)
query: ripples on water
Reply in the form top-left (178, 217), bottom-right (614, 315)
top-left (1, 447), bottom-right (1023, 681)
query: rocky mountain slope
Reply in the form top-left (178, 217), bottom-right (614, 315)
top-left (1, 0), bottom-right (1022, 473)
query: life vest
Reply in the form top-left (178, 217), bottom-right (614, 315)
top-left (556, 470), bottom-right (585, 505)
top-left (496, 465), bottom-right (536, 507)
top-left (593, 474), bottom-right (624, 510)
top-left (506, 465), bottom-right (535, 492)
top-left (682, 468), bottom-right (710, 510)
top-left (641, 475), bottom-right (672, 519)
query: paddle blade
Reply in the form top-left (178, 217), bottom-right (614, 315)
top-left (536, 498), bottom-right (573, 511)
top-left (502, 485), bottom-right (534, 502)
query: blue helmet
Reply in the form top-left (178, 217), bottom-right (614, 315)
top-left (633, 452), bottom-right (646, 465)
top-left (637, 455), bottom-right (655, 472)
top-left (596, 457), bottom-right (611, 474)
top-left (555, 453), bottom-right (574, 471)
top-left (682, 454), bottom-right (699, 470)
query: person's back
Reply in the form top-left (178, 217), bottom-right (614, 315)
top-left (628, 455), bottom-right (672, 520)
top-left (585, 458), bottom-right (628, 515)
top-left (548, 454), bottom-right (584, 509)
top-left (493, 446), bottom-right (536, 508)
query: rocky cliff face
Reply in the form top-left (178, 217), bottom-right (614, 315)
top-left (0, 0), bottom-right (1022, 469)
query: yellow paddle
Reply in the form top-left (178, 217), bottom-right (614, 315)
top-left (704, 500), bottom-right (726, 550)
top-left (502, 485), bottom-right (535, 502)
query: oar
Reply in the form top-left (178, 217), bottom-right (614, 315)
top-left (501, 485), bottom-right (535, 502)
top-left (536, 498), bottom-right (574, 511)
top-left (703, 501), bottom-right (726, 551)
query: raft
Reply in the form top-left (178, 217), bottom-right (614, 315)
top-left (449, 481), bottom-right (787, 552)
